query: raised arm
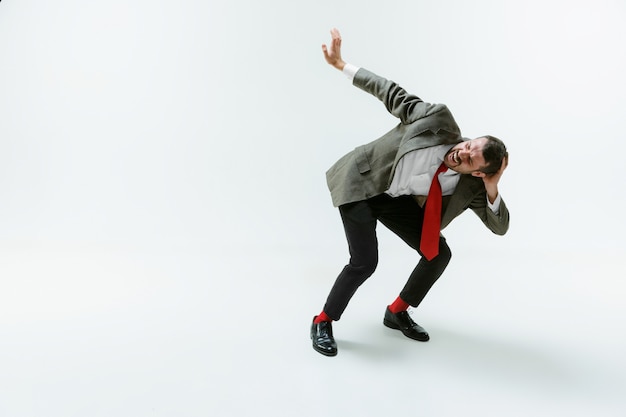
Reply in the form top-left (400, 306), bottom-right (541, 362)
top-left (353, 69), bottom-right (436, 125)
top-left (322, 28), bottom-right (441, 125)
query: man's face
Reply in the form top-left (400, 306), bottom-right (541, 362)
top-left (444, 137), bottom-right (488, 176)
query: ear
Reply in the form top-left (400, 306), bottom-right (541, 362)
top-left (471, 171), bottom-right (486, 178)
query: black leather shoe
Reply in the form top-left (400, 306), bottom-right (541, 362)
top-left (383, 307), bottom-right (430, 341)
top-left (310, 316), bottom-right (337, 356)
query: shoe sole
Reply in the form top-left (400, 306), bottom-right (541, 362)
top-left (311, 342), bottom-right (337, 357)
top-left (383, 318), bottom-right (430, 342)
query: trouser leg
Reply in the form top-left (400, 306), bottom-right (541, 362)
top-left (399, 238), bottom-right (451, 307)
top-left (323, 200), bottom-right (378, 320)
top-left (373, 195), bottom-right (452, 308)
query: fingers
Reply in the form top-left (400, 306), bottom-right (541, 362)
top-left (323, 28), bottom-right (343, 67)
top-left (322, 28), bottom-right (341, 59)
top-left (501, 155), bottom-right (509, 171)
top-left (330, 27), bottom-right (342, 50)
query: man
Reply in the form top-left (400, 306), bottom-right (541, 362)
top-left (310, 28), bottom-right (510, 357)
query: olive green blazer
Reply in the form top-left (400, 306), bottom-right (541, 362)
top-left (325, 68), bottom-right (509, 235)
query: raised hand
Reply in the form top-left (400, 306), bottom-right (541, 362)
top-left (322, 28), bottom-right (346, 71)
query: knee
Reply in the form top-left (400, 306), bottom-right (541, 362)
top-left (437, 240), bottom-right (452, 264)
top-left (421, 239), bottom-right (452, 267)
top-left (349, 254), bottom-right (378, 278)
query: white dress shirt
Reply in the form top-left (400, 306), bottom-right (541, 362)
top-left (386, 144), bottom-right (459, 197)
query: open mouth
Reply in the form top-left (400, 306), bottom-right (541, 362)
top-left (449, 150), bottom-right (460, 165)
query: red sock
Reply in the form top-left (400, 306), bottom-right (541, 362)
top-left (388, 296), bottom-right (409, 314)
top-left (313, 311), bottom-right (332, 324)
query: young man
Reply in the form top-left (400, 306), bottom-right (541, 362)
top-left (311, 28), bottom-right (510, 357)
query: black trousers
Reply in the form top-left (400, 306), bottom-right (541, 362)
top-left (323, 193), bottom-right (452, 321)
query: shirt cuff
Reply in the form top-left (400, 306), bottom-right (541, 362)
top-left (342, 63), bottom-right (360, 81)
top-left (487, 193), bottom-right (502, 214)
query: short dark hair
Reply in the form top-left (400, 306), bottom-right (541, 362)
top-left (479, 135), bottom-right (508, 176)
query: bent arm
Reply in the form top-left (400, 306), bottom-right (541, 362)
top-left (469, 193), bottom-right (510, 235)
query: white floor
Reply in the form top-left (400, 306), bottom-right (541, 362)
top-left (1, 232), bottom-right (624, 417)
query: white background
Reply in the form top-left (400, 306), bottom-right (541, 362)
top-left (1, 0), bottom-right (625, 416)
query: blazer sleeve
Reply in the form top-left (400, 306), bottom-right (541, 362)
top-left (352, 68), bottom-right (441, 125)
top-left (468, 193), bottom-right (510, 236)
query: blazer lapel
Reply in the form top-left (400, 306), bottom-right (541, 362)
top-left (441, 175), bottom-right (483, 229)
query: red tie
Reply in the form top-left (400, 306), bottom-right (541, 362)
top-left (420, 162), bottom-right (448, 261)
